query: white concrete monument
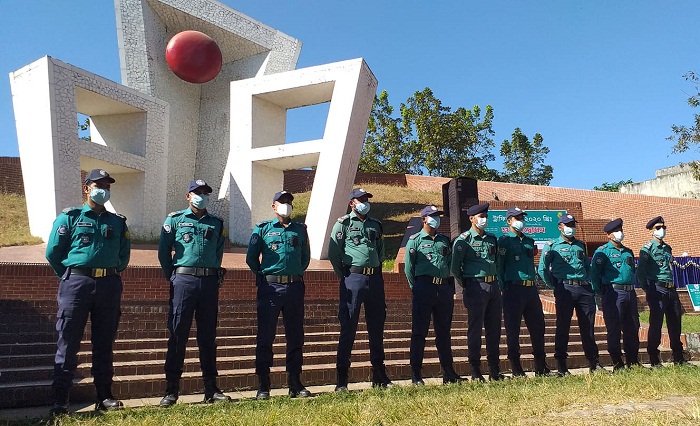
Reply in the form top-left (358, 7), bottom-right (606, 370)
top-left (10, 0), bottom-right (377, 258)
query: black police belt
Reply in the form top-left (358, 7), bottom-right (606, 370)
top-left (265, 275), bottom-right (303, 284)
top-left (655, 280), bottom-right (675, 289)
top-left (348, 266), bottom-right (381, 275)
top-left (507, 280), bottom-right (535, 287)
top-left (71, 267), bottom-right (117, 278)
top-left (416, 275), bottom-right (446, 285)
top-left (560, 279), bottom-right (586, 285)
top-left (175, 267), bottom-right (219, 277)
top-left (467, 275), bottom-right (497, 283)
top-left (611, 284), bottom-right (635, 291)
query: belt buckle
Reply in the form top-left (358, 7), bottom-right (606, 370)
top-left (93, 268), bottom-right (106, 278)
top-left (279, 276), bottom-right (290, 284)
top-left (433, 277), bottom-right (442, 285)
top-left (523, 280), bottom-right (533, 286)
top-left (363, 267), bottom-right (372, 275)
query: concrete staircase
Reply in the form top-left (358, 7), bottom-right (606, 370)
top-left (0, 298), bottom-right (662, 409)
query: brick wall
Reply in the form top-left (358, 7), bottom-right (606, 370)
top-left (0, 264), bottom-right (413, 302)
top-left (0, 157), bottom-right (24, 194)
top-left (283, 170), bottom-right (408, 193)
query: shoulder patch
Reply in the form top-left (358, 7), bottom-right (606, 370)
top-left (255, 219), bottom-right (272, 227)
top-left (61, 207), bottom-right (80, 214)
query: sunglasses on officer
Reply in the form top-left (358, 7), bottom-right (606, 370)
top-left (653, 225), bottom-right (666, 230)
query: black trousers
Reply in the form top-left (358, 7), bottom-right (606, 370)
top-left (462, 277), bottom-right (502, 368)
top-left (409, 276), bottom-right (455, 371)
top-left (601, 287), bottom-right (639, 363)
top-left (336, 272), bottom-right (386, 370)
top-left (646, 284), bottom-right (684, 360)
top-left (255, 276), bottom-right (305, 376)
top-left (503, 284), bottom-right (546, 362)
top-left (553, 282), bottom-right (599, 362)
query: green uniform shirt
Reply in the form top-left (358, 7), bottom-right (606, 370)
top-left (537, 236), bottom-right (590, 289)
top-left (637, 239), bottom-right (673, 290)
top-left (157, 208), bottom-right (226, 279)
top-left (450, 227), bottom-right (497, 286)
top-left (328, 211), bottom-right (384, 278)
top-left (495, 232), bottom-right (537, 290)
top-left (590, 241), bottom-right (636, 292)
top-left (403, 229), bottom-right (452, 288)
top-left (246, 219), bottom-right (310, 276)
top-left (45, 204), bottom-right (130, 277)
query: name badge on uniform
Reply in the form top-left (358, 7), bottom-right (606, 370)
top-left (471, 241), bottom-right (482, 247)
top-left (420, 244), bottom-right (432, 249)
top-left (610, 253), bottom-right (620, 258)
top-left (77, 222), bottom-right (93, 227)
top-left (267, 231), bottom-right (281, 236)
top-left (559, 248), bottom-right (570, 252)
top-left (349, 227), bottom-right (360, 231)
top-left (178, 222), bottom-right (193, 227)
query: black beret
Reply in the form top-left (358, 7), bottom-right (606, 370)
top-left (558, 213), bottom-right (577, 224)
top-left (506, 206), bottom-right (527, 219)
top-left (646, 216), bottom-right (664, 230)
top-left (273, 190), bottom-right (294, 203)
top-left (84, 169), bottom-right (115, 184)
top-left (603, 218), bottom-right (623, 234)
top-left (420, 205), bottom-right (443, 217)
top-left (349, 188), bottom-right (373, 200)
top-left (467, 202), bottom-right (489, 216)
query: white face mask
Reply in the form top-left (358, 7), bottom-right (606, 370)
top-left (511, 219), bottom-right (524, 232)
top-left (425, 215), bottom-right (440, 229)
top-left (562, 226), bottom-right (576, 238)
top-left (276, 203), bottom-right (292, 218)
top-left (653, 228), bottom-right (666, 240)
top-left (612, 230), bottom-right (624, 243)
top-left (475, 216), bottom-right (488, 230)
top-left (354, 201), bottom-right (371, 215)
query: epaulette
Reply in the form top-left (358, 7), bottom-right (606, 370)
top-left (547, 241), bottom-right (554, 246)
top-left (337, 214), bottom-right (350, 223)
top-left (61, 207), bottom-right (80, 215)
top-left (644, 242), bottom-right (652, 249)
top-left (168, 210), bottom-right (184, 217)
top-left (409, 233), bottom-right (418, 240)
top-left (460, 231), bottom-right (469, 238)
top-left (256, 219), bottom-right (272, 227)
top-left (293, 221), bottom-right (308, 228)
top-left (116, 213), bottom-right (127, 221)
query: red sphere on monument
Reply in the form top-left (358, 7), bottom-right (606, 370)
top-left (165, 30), bottom-right (222, 84)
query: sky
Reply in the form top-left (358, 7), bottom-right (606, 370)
top-left (1, 0), bottom-right (699, 190)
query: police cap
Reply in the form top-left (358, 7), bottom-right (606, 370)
top-left (646, 216), bottom-right (664, 230)
top-left (84, 169), bottom-right (115, 184)
top-left (558, 213), bottom-right (577, 224)
top-left (603, 218), bottom-right (623, 234)
top-left (467, 203), bottom-right (489, 216)
top-left (187, 179), bottom-right (213, 194)
top-left (420, 205), bottom-right (444, 217)
top-left (273, 190), bottom-right (294, 203)
top-left (349, 188), bottom-right (373, 201)
top-left (506, 206), bottom-right (527, 219)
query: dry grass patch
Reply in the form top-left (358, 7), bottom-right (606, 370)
top-left (0, 192), bottom-right (42, 247)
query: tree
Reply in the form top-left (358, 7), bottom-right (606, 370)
top-left (668, 71), bottom-right (700, 178)
top-left (498, 128), bottom-right (553, 185)
top-left (593, 179), bottom-right (633, 192)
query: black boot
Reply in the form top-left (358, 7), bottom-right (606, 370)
top-left (335, 367), bottom-right (349, 392)
top-left (534, 358), bottom-right (554, 377)
top-left (204, 378), bottom-right (231, 403)
top-left (371, 364), bottom-right (394, 388)
top-left (442, 365), bottom-right (463, 384)
top-left (649, 353), bottom-right (663, 368)
top-left (489, 364), bottom-right (507, 381)
top-left (288, 373), bottom-right (312, 398)
top-left (49, 387), bottom-right (70, 417)
top-left (470, 364), bottom-right (486, 382)
top-left (611, 356), bottom-right (626, 372)
top-left (510, 358), bottom-right (526, 378)
top-left (159, 381), bottom-right (179, 407)
top-left (95, 385), bottom-right (124, 411)
top-left (411, 366), bottom-right (424, 385)
top-left (256, 375), bottom-right (271, 400)
top-left (555, 358), bottom-right (570, 377)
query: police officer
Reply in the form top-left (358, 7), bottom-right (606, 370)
top-left (158, 179), bottom-right (230, 406)
top-left (45, 169), bottom-right (130, 415)
top-left (637, 216), bottom-right (690, 366)
top-left (404, 206), bottom-right (461, 385)
top-left (590, 218), bottom-right (639, 371)
top-left (246, 191), bottom-right (311, 400)
top-left (328, 188), bottom-right (393, 391)
top-left (496, 207), bottom-right (552, 377)
top-left (538, 213), bottom-right (601, 376)
top-left (451, 202), bottom-right (503, 382)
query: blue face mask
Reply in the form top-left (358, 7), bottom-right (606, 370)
top-left (426, 215), bottom-right (440, 229)
top-left (354, 201), bottom-right (370, 215)
top-left (190, 193), bottom-right (210, 209)
top-left (89, 188), bottom-right (110, 205)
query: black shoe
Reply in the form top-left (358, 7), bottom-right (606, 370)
top-left (95, 398), bottom-right (124, 411)
top-left (204, 390), bottom-right (231, 403)
top-left (288, 373), bottom-right (312, 398)
top-left (442, 367), bottom-right (463, 384)
top-left (673, 358), bottom-right (693, 366)
top-left (589, 362), bottom-right (608, 373)
top-left (612, 362), bottom-right (626, 372)
top-left (411, 368), bottom-right (425, 385)
top-left (335, 367), bottom-right (349, 392)
top-left (371, 365), bottom-right (394, 388)
top-left (256, 374), bottom-right (271, 400)
top-left (650, 361), bottom-right (664, 368)
top-left (159, 393), bottom-right (178, 407)
top-left (470, 365), bottom-right (486, 382)
top-left (49, 403), bottom-right (69, 417)
top-left (510, 359), bottom-right (526, 378)
top-left (535, 366), bottom-right (555, 377)
top-left (555, 359), bottom-right (570, 377)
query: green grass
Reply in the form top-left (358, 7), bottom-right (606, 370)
top-left (12, 367), bottom-right (700, 425)
top-left (639, 310), bottom-right (700, 333)
top-left (291, 184), bottom-right (442, 270)
top-left (0, 192), bottom-right (42, 247)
